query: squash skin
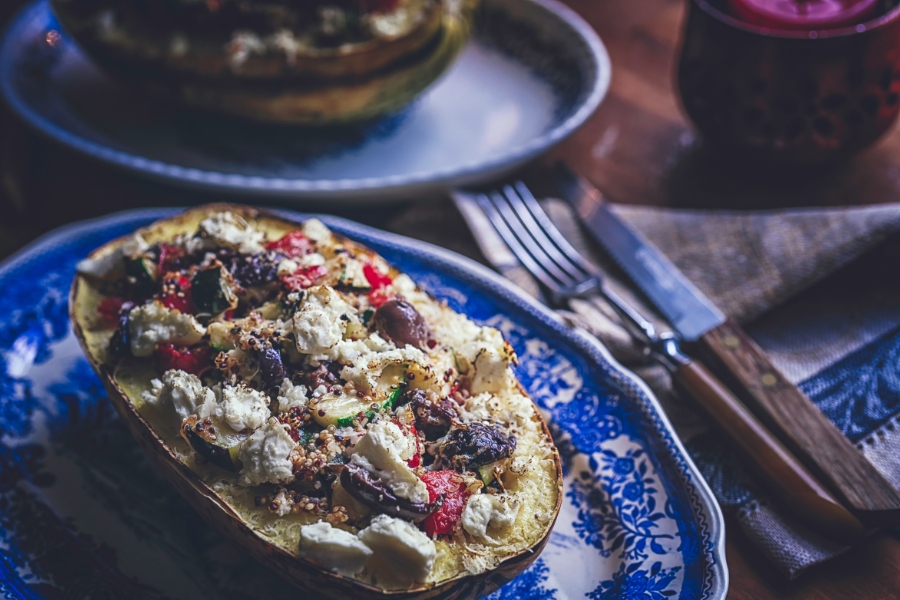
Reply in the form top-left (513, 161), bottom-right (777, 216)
top-left (51, 0), bottom-right (479, 124)
top-left (69, 204), bottom-right (563, 600)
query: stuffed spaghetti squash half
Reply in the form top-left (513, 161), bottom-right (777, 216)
top-left (51, 0), bottom-right (479, 124)
top-left (69, 205), bottom-right (561, 599)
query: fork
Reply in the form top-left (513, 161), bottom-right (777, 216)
top-left (473, 182), bottom-right (678, 363)
top-left (465, 181), bottom-right (866, 544)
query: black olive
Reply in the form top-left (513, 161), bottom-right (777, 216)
top-left (372, 300), bottom-right (432, 349)
top-left (435, 423), bottom-right (516, 471)
top-left (183, 423), bottom-right (238, 472)
top-left (228, 254), bottom-right (281, 288)
top-left (393, 388), bottom-right (425, 409)
top-left (300, 362), bottom-right (341, 389)
top-left (340, 463), bottom-right (440, 523)
top-left (399, 390), bottom-right (457, 440)
top-left (258, 346), bottom-right (285, 388)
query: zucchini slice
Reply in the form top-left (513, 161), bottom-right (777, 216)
top-left (126, 256), bottom-right (159, 297)
top-left (192, 267), bottom-right (238, 317)
top-left (476, 459), bottom-right (508, 488)
top-left (381, 362), bottom-right (441, 395)
top-left (311, 388), bottom-right (404, 429)
top-left (257, 300), bottom-right (283, 320)
top-left (310, 362), bottom-right (420, 428)
top-left (183, 421), bottom-right (241, 472)
top-left (310, 394), bottom-right (370, 429)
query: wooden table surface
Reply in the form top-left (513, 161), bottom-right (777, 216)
top-left (2, 0), bottom-right (900, 598)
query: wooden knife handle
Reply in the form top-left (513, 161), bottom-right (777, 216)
top-left (672, 359), bottom-right (865, 543)
top-left (699, 319), bottom-right (900, 527)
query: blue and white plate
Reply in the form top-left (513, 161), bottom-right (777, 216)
top-left (0, 209), bottom-right (727, 599)
top-left (0, 0), bottom-right (609, 203)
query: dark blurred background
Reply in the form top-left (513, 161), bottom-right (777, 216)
top-left (6, 0), bottom-right (900, 264)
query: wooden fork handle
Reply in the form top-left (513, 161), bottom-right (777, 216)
top-left (672, 358), bottom-right (866, 543)
top-left (698, 319), bottom-right (900, 527)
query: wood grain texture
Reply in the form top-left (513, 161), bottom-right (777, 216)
top-left (672, 360), bottom-right (865, 544)
top-left (701, 319), bottom-right (900, 527)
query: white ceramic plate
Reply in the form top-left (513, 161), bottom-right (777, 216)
top-left (0, 0), bottom-right (610, 203)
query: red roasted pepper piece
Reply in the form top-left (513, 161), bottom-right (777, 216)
top-left (369, 288), bottom-right (392, 309)
top-left (160, 275), bottom-right (194, 314)
top-left (364, 263), bottom-right (393, 308)
top-left (158, 244), bottom-right (185, 274)
top-left (421, 471), bottom-right (471, 538)
top-left (363, 263), bottom-right (392, 289)
top-left (266, 231), bottom-right (311, 258)
top-left (154, 343), bottom-right (211, 376)
top-left (97, 297), bottom-right (134, 322)
top-left (405, 422), bottom-right (423, 468)
top-left (281, 265), bottom-right (328, 292)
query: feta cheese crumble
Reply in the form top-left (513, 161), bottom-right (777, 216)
top-left (358, 515), bottom-right (436, 583)
top-left (221, 384), bottom-right (270, 432)
top-left (276, 258), bottom-right (299, 277)
top-left (461, 494), bottom-right (521, 543)
top-left (127, 302), bottom-right (205, 357)
top-left (199, 211), bottom-right (266, 254)
top-left (76, 233), bottom-right (148, 279)
top-left (291, 286), bottom-right (355, 355)
top-left (277, 378), bottom-right (308, 413)
top-left (456, 327), bottom-right (517, 395)
top-left (238, 418), bottom-right (296, 486)
top-left (301, 218), bottom-right (333, 244)
top-left (299, 522), bottom-right (372, 576)
top-left (351, 420), bottom-right (428, 504)
top-left (226, 30), bottom-right (266, 69)
top-left (141, 369), bottom-right (217, 424)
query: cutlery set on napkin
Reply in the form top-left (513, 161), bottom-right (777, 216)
top-left (449, 165), bottom-right (900, 578)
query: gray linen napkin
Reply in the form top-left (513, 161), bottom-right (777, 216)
top-left (389, 196), bottom-right (900, 579)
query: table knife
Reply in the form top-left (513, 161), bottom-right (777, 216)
top-left (557, 164), bottom-right (900, 528)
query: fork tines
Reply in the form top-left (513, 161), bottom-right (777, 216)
top-left (475, 182), bottom-right (597, 297)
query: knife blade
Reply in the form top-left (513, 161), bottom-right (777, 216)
top-left (556, 167), bottom-right (723, 342)
top-left (556, 163), bottom-right (900, 526)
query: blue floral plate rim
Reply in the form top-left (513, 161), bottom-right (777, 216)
top-left (0, 0), bottom-right (611, 202)
top-left (0, 208), bottom-right (727, 600)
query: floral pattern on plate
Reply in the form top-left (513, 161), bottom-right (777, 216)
top-left (0, 209), bottom-right (727, 599)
